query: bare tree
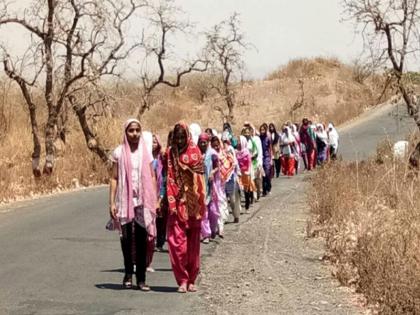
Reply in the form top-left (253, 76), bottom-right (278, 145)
top-left (0, 0), bottom-right (144, 176)
top-left (205, 13), bottom-right (250, 124)
top-left (290, 79), bottom-right (305, 121)
top-left (343, 0), bottom-right (420, 131)
top-left (137, 0), bottom-right (208, 119)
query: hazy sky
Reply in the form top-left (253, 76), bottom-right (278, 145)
top-left (177, 0), bottom-right (364, 78)
top-left (0, 0), bottom-right (364, 80)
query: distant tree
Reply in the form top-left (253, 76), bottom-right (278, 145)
top-left (0, 0), bottom-right (144, 176)
top-left (289, 79), bottom-right (305, 122)
top-left (343, 0), bottom-right (420, 131)
top-left (205, 13), bottom-right (250, 124)
top-left (137, 0), bottom-right (208, 119)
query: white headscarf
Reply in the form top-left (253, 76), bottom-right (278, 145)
top-left (189, 123), bottom-right (202, 145)
top-left (316, 123), bottom-right (328, 142)
top-left (281, 126), bottom-right (295, 144)
top-left (327, 123), bottom-right (339, 149)
top-left (142, 131), bottom-right (153, 156)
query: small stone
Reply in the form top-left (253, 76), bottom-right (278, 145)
top-left (268, 277), bottom-right (273, 281)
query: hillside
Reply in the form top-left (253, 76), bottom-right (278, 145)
top-left (139, 57), bottom-right (388, 135)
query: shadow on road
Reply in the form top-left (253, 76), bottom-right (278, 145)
top-left (153, 268), bottom-right (172, 272)
top-left (94, 283), bottom-right (178, 293)
top-left (100, 268), bottom-right (125, 273)
top-left (149, 286), bottom-right (178, 293)
top-left (95, 283), bottom-right (125, 290)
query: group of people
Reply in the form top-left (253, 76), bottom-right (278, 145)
top-left (107, 117), bottom-right (340, 293)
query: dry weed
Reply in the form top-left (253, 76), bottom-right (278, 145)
top-left (309, 145), bottom-right (420, 314)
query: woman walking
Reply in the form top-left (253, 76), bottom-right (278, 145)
top-left (236, 135), bottom-right (253, 211)
top-left (299, 118), bottom-right (316, 171)
top-left (315, 123), bottom-right (329, 165)
top-left (280, 126), bottom-right (296, 177)
top-left (109, 118), bottom-right (157, 291)
top-left (222, 132), bottom-right (242, 223)
top-left (269, 123), bottom-right (281, 178)
top-left (327, 123), bottom-right (339, 160)
top-left (198, 132), bottom-right (220, 243)
top-left (154, 134), bottom-right (168, 252)
top-left (210, 136), bottom-right (234, 238)
top-left (167, 122), bottom-right (206, 293)
top-left (259, 123), bottom-right (272, 196)
top-left (291, 124), bottom-right (301, 175)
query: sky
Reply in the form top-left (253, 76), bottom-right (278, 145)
top-left (0, 0), bottom-right (365, 80)
top-left (176, 0), bottom-right (364, 78)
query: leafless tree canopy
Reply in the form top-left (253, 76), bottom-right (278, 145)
top-left (0, 0), bottom-right (252, 177)
top-left (343, 0), bottom-right (420, 130)
top-left (137, 0), bottom-right (208, 118)
top-left (205, 13), bottom-right (250, 124)
top-left (0, 0), bottom-right (145, 176)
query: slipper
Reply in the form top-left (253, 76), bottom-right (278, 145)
top-left (177, 285), bottom-right (187, 293)
top-left (137, 283), bottom-right (151, 292)
top-left (122, 275), bottom-right (133, 289)
top-left (188, 284), bottom-right (197, 292)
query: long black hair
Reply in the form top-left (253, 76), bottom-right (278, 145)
top-left (269, 123), bottom-right (279, 144)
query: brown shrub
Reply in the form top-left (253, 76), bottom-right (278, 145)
top-left (309, 152), bottom-right (420, 314)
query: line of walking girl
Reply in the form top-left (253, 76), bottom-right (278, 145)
top-left (107, 118), bottom-right (339, 293)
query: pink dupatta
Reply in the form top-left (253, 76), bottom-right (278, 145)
top-left (115, 119), bottom-right (157, 238)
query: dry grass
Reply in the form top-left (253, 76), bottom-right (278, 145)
top-left (309, 141), bottom-right (420, 314)
top-left (0, 57), bottom-right (390, 203)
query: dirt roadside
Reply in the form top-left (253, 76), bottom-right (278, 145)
top-left (190, 175), bottom-right (366, 315)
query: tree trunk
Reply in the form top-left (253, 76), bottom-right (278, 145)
top-left (71, 97), bottom-right (110, 164)
top-left (409, 142), bottom-right (420, 170)
top-left (43, 112), bottom-right (57, 175)
top-left (137, 96), bottom-right (150, 120)
top-left (226, 94), bottom-right (234, 124)
top-left (17, 82), bottom-right (42, 177)
top-left (399, 84), bottom-right (420, 132)
top-left (29, 102), bottom-right (42, 178)
top-left (43, 0), bottom-right (56, 175)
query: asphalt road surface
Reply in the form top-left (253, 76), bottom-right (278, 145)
top-left (338, 102), bottom-right (416, 160)
top-left (0, 103), bottom-right (416, 315)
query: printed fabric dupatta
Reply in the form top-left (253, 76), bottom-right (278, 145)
top-left (218, 138), bottom-right (235, 183)
top-left (167, 122), bottom-right (206, 222)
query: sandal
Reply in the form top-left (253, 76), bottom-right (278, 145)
top-left (177, 283), bottom-right (187, 293)
top-left (122, 275), bottom-right (133, 289)
top-left (188, 284), bottom-right (197, 292)
top-left (137, 282), bottom-right (151, 292)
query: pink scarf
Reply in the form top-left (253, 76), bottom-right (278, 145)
top-left (236, 135), bottom-right (251, 173)
top-left (116, 119), bottom-right (157, 237)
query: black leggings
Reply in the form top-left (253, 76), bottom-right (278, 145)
top-left (120, 221), bottom-right (148, 283)
top-left (273, 159), bottom-right (281, 177)
top-left (156, 215), bottom-right (167, 248)
top-left (245, 191), bottom-right (253, 209)
top-left (262, 176), bottom-right (272, 195)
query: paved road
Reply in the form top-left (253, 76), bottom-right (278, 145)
top-left (338, 102), bottom-right (416, 160)
top-left (0, 103), bottom-right (417, 315)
